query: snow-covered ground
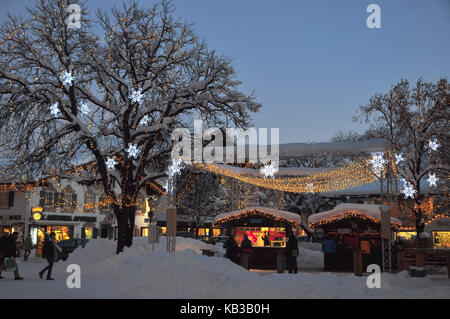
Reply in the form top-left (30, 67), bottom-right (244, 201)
top-left (1, 237), bottom-right (449, 299)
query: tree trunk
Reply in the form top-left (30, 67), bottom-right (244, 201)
top-left (115, 206), bottom-right (137, 254)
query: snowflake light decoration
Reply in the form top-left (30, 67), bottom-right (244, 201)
top-left (165, 159), bottom-right (185, 194)
top-left (128, 88), bottom-right (145, 104)
top-left (401, 181), bottom-right (417, 199)
top-left (427, 173), bottom-right (438, 187)
top-left (368, 152), bottom-right (387, 176)
top-left (260, 163), bottom-right (278, 179)
top-left (306, 183), bottom-right (314, 193)
top-left (139, 115), bottom-right (150, 127)
top-left (50, 102), bottom-right (59, 116)
top-left (80, 103), bottom-right (90, 115)
top-left (60, 70), bottom-right (74, 86)
top-left (106, 157), bottom-right (118, 170)
top-left (125, 143), bottom-right (140, 159)
top-left (427, 139), bottom-right (440, 152)
top-left (394, 153), bottom-right (405, 165)
top-left (167, 158), bottom-right (184, 178)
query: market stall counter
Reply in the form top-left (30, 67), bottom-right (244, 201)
top-left (214, 207), bottom-right (302, 270)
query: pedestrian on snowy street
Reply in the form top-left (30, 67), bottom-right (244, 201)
top-left (39, 232), bottom-right (60, 280)
top-left (23, 236), bottom-right (33, 261)
top-left (0, 232), bottom-right (24, 280)
top-left (286, 232), bottom-right (299, 274)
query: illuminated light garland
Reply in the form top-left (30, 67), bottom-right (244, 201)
top-left (213, 208), bottom-right (301, 227)
top-left (424, 214), bottom-right (450, 226)
top-left (193, 158), bottom-right (378, 194)
top-left (309, 211), bottom-right (401, 230)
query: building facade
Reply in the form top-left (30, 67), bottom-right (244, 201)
top-left (0, 179), bottom-right (150, 246)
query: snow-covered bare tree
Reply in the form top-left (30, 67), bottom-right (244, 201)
top-left (355, 78), bottom-right (449, 233)
top-left (177, 171), bottom-right (228, 237)
top-left (0, 0), bottom-right (260, 253)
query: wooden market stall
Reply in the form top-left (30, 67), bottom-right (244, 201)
top-left (214, 207), bottom-right (302, 270)
top-left (308, 203), bottom-right (401, 271)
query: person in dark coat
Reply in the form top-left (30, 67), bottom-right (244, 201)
top-left (286, 232), bottom-right (299, 274)
top-left (240, 234), bottom-right (252, 270)
top-left (224, 236), bottom-right (238, 262)
top-left (0, 232), bottom-right (9, 279)
top-left (39, 232), bottom-right (60, 280)
top-left (0, 232), bottom-right (23, 280)
top-left (240, 234), bottom-right (252, 252)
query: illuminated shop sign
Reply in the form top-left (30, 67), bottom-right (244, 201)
top-left (38, 214), bottom-right (97, 222)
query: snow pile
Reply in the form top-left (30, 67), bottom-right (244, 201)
top-left (298, 246), bottom-right (324, 268)
top-left (58, 237), bottom-right (450, 299)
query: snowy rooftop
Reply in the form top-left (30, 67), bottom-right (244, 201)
top-left (308, 203), bottom-right (401, 225)
top-left (278, 138), bottom-right (387, 158)
top-left (214, 206), bottom-right (302, 226)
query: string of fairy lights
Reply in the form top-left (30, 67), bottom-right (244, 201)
top-left (192, 158), bottom-right (379, 194)
top-left (308, 211), bottom-right (401, 230)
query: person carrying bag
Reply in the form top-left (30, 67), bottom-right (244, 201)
top-left (0, 232), bottom-right (24, 280)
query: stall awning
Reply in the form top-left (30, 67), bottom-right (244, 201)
top-left (214, 207), bottom-right (302, 227)
top-left (308, 203), bottom-right (401, 228)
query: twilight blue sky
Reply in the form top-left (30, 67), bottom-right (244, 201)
top-left (1, 0), bottom-right (449, 143)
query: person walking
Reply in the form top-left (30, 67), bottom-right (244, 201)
top-left (23, 236), bottom-right (33, 261)
top-left (0, 232), bottom-right (24, 280)
top-left (286, 232), bottom-right (299, 274)
top-left (39, 232), bottom-right (60, 280)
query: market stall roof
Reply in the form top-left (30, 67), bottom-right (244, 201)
top-left (214, 207), bottom-right (302, 226)
top-left (308, 203), bottom-right (401, 226)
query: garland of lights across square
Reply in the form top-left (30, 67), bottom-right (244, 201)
top-left (193, 157), bottom-right (378, 194)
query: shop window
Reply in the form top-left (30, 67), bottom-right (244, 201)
top-left (432, 231), bottom-right (450, 248)
top-left (83, 227), bottom-right (93, 239)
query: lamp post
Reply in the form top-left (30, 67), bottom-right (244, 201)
top-left (380, 204), bottom-right (392, 273)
